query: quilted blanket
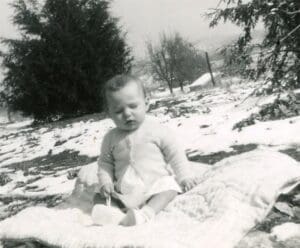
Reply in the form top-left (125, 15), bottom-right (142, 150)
top-left (0, 149), bottom-right (300, 248)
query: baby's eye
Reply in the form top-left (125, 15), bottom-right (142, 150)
top-left (129, 104), bottom-right (138, 109)
top-left (114, 109), bottom-right (123, 114)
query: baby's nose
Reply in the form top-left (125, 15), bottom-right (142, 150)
top-left (123, 108), bottom-right (132, 118)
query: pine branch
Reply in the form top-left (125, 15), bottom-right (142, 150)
top-left (280, 24), bottom-right (300, 43)
top-left (282, 9), bottom-right (300, 15)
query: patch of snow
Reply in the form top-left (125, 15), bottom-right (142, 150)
top-left (271, 222), bottom-right (300, 241)
top-left (5, 120), bottom-right (33, 129)
top-left (51, 118), bottom-right (114, 157)
top-left (190, 72), bottom-right (220, 88)
top-left (152, 86), bottom-right (188, 99)
top-left (0, 171), bottom-right (28, 195)
top-left (26, 175), bottom-right (75, 195)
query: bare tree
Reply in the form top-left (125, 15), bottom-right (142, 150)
top-left (147, 32), bottom-right (207, 93)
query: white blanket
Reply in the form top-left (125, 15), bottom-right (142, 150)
top-left (0, 150), bottom-right (300, 248)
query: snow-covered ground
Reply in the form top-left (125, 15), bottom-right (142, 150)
top-left (0, 80), bottom-right (299, 224)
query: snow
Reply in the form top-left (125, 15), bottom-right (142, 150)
top-left (5, 120), bottom-right (33, 129)
top-left (25, 175), bottom-right (76, 195)
top-left (0, 79), bottom-right (299, 204)
top-left (151, 86), bottom-right (188, 99)
top-left (189, 72), bottom-right (220, 87)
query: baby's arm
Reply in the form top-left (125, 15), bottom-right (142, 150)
top-left (97, 131), bottom-right (115, 197)
top-left (160, 127), bottom-right (199, 191)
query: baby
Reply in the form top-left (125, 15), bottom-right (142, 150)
top-left (94, 74), bottom-right (199, 226)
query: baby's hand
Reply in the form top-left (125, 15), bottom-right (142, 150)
top-left (99, 183), bottom-right (114, 198)
top-left (181, 178), bottom-right (200, 192)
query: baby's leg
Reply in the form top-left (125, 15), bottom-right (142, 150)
top-left (120, 190), bottom-right (177, 226)
top-left (147, 190), bottom-right (178, 213)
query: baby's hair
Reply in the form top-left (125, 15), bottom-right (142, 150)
top-left (103, 74), bottom-right (147, 109)
top-left (105, 74), bottom-right (146, 95)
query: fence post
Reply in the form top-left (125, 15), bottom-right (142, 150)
top-left (205, 51), bottom-right (216, 86)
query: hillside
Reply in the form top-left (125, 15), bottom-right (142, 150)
top-left (0, 79), bottom-right (300, 247)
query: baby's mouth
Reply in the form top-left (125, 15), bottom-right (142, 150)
top-left (125, 120), bottom-right (135, 125)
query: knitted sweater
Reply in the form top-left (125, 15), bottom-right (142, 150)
top-left (97, 116), bottom-right (191, 193)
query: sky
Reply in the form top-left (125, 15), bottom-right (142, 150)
top-left (110, 0), bottom-right (244, 57)
top-left (0, 0), bottom-right (245, 59)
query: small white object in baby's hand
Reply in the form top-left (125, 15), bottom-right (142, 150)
top-left (91, 204), bottom-right (125, 225)
top-left (91, 196), bottom-right (125, 225)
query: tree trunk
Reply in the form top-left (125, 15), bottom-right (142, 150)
top-left (296, 61), bottom-right (300, 88)
top-left (7, 105), bottom-right (12, 123)
top-left (295, 2), bottom-right (300, 88)
top-left (167, 81), bottom-right (173, 94)
top-left (167, 80), bottom-right (173, 94)
top-left (179, 82), bottom-right (184, 92)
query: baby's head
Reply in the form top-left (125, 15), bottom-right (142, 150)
top-left (104, 74), bottom-right (147, 131)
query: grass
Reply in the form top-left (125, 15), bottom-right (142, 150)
top-left (187, 144), bottom-right (258, 164)
top-left (3, 150), bottom-right (97, 173)
top-left (280, 148), bottom-right (300, 162)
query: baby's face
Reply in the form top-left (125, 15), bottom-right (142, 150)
top-left (107, 81), bottom-right (147, 131)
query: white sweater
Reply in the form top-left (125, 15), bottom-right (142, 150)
top-left (97, 116), bottom-right (191, 193)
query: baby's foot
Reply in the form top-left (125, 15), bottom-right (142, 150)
top-left (120, 206), bottom-right (155, 226)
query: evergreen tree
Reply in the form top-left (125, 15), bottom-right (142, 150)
top-left (208, 0), bottom-right (300, 90)
top-left (1, 0), bottom-right (132, 122)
